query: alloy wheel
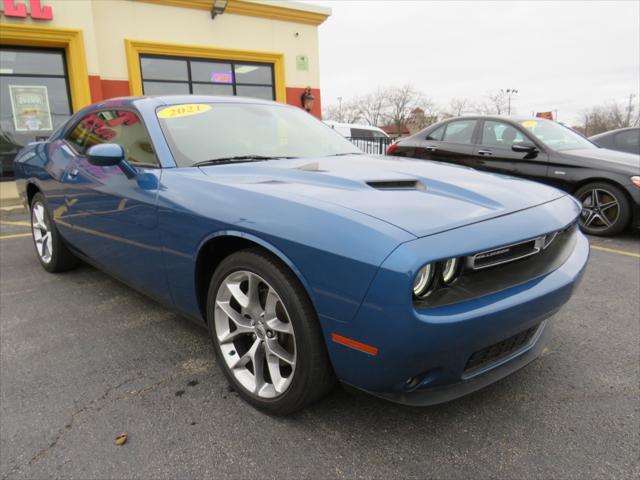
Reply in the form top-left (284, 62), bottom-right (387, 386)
top-left (579, 188), bottom-right (620, 232)
top-left (31, 202), bottom-right (53, 264)
top-left (214, 270), bottom-right (296, 398)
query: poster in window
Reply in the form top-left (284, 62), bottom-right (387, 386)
top-left (9, 85), bottom-right (53, 132)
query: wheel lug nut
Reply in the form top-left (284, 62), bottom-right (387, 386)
top-left (266, 330), bottom-right (274, 338)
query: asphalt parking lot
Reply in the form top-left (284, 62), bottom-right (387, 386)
top-left (0, 211), bottom-right (638, 480)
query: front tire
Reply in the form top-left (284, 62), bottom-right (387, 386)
top-left (207, 248), bottom-right (335, 415)
top-left (575, 182), bottom-right (631, 236)
top-left (30, 193), bottom-right (78, 273)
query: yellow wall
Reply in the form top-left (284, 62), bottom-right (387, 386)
top-left (1, 0), bottom-right (325, 88)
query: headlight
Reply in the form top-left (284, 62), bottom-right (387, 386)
top-left (631, 176), bottom-right (640, 188)
top-left (441, 258), bottom-right (461, 284)
top-left (413, 263), bottom-right (435, 298)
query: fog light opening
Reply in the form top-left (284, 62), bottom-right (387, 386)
top-left (403, 368), bottom-right (443, 392)
top-left (404, 376), bottom-right (420, 390)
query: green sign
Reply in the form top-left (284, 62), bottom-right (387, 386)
top-left (296, 55), bottom-right (309, 71)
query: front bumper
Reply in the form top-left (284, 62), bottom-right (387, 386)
top-left (322, 196), bottom-right (590, 405)
top-left (360, 318), bottom-right (554, 406)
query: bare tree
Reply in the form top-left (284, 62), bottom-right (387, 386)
top-left (384, 84), bottom-right (428, 135)
top-left (448, 97), bottom-right (471, 117)
top-left (625, 94), bottom-right (639, 127)
top-left (357, 88), bottom-right (388, 127)
top-left (323, 100), bottom-right (362, 124)
top-left (581, 96), bottom-right (640, 136)
top-left (581, 106), bottom-right (611, 136)
top-left (341, 101), bottom-right (363, 124)
top-left (481, 90), bottom-right (509, 115)
top-left (608, 94), bottom-right (639, 129)
top-left (322, 104), bottom-right (340, 122)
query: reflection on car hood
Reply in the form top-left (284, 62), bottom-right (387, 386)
top-left (199, 155), bottom-right (567, 237)
top-left (561, 148), bottom-right (640, 172)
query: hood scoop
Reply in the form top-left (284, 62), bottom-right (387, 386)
top-left (366, 179), bottom-right (425, 191)
top-left (295, 161), bottom-right (328, 172)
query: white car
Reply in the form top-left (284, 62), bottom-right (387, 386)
top-left (324, 121), bottom-right (391, 155)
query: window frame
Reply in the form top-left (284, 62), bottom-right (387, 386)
top-left (64, 107), bottom-right (160, 168)
top-left (139, 53), bottom-right (276, 101)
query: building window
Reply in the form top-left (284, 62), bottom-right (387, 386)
top-left (140, 55), bottom-right (275, 101)
top-left (0, 47), bottom-right (72, 180)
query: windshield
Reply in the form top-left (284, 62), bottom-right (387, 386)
top-left (157, 102), bottom-right (361, 166)
top-left (520, 119), bottom-right (595, 151)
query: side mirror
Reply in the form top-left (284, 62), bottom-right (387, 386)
top-left (511, 141), bottom-right (538, 153)
top-left (87, 143), bottom-right (137, 178)
top-left (87, 143), bottom-right (125, 167)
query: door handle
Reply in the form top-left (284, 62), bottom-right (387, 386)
top-left (425, 145), bottom-right (438, 152)
top-left (477, 150), bottom-right (493, 156)
top-left (68, 167), bottom-right (79, 179)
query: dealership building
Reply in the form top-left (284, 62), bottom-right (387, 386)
top-left (0, 0), bottom-right (330, 181)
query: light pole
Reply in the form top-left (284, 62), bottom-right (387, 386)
top-left (503, 88), bottom-right (518, 115)
top-left (337, 96), bottom-right (343, 122)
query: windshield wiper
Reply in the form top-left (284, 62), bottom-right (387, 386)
top-left (327, 152), bottom-right (363, 157)
top-left (193, 155), bottom-right (297, 167)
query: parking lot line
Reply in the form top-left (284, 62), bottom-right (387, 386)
top-left (0, 220), bottom-right (31, 227)
top-left (0, 233), bottom-right (31, 240)
top-left (590, 245), bottom-right (640, 258)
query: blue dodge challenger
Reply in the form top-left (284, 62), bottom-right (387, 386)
top-left (14, 96), bottom-right (589, 415)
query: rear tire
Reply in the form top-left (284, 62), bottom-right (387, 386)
top-left (207, 247), bottom-right (335, 415)
top-left (30, 192), bottom-right (78, 273)
top-left (575, 182), bottom-right (631, 236)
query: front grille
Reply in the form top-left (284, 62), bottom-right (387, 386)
top-left (472, 239), bottom-right (539, 270)
top-left (464, 324), bottom-right (539, 375)
top-left (415, 223), bottom-right (578, 308)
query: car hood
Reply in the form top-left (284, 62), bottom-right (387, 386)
top-left (561, 148), bottom-right (640, 172)
top-left (199, 155), bottom-right (567, 238)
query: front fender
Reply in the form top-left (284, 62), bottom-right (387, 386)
top-left (195, 229), bottom-right (316, 312)
top-left (157, 168), bottom-right (414, 324)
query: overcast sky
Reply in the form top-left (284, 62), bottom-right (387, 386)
top-left (307, 0), bottom-right (640, 125)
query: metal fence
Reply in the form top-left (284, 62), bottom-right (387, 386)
top-left (345, 137), bottom-right (394, 156)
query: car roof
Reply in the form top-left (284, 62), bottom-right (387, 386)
top-left (435, 115), bottom-right (552, 124)
top-left (87, 94), bottom-right (283, 110)
top-left (590, 126), bottom-right (639, 138)
top-left (323, 120), bottom-right (386, 132)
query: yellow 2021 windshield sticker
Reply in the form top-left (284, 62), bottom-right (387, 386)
top-left (521, 120), bottom-right (538, 129)
top-left (157, 104), bottom-right (211, 119)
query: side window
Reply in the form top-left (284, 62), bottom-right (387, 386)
top-left (426, 125), bottom-right (445, 141)
top-left (88, 110), bottom-right (158, 166)
top-left (481, 121), bottom-right (526, 148)
top-left (442, 120), bottom-right (477, 144)
top-left (65, 113), bottom-right (98, 154)
top-left (350, 128), bottom-right (371, 139)
top-left (615, 130), bottom-right (640, 151)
